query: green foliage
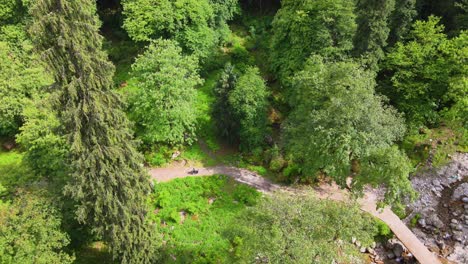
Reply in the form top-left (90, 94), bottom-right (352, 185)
top-left (455, 0), bottom-right (468, 33)
top-left (401, 126), bottom-right (467, 167)
top-left (213, 65), bottom-right (269, 151)
top-left (122, 0), bottom-right (238, 59)
top-left (179, 144), bottom-right (217, 167)
top-left (269, 156), bottom-right (286, 172)
top-left (228, 67), bottom-right (269, 151)
top-left (0, 150), bottom-right (34, 192)
top-left (409, 213), bottom-right (421, 228)
top-left (16, 97), bottom-right (68, 179)
top-left (209, 0), bottom-right (240, 41)
top-left (382, 16), bottom-right (468, 127)
top-left (357, 146), bottom-right (417, 206)
top-left (30, 0), bottom-right (159, 262)
top-left (195, 70), bottom-right (221, 152)
top-left (0, 191), bottom-right (74, 263)
top-left (375, 219), bottom-right (392, 239)
top-left (269, 0), bottom-right (356, 81)
top-left (282, 162), bottom-right (301, 178)
top-left (213, 63), bottom-right (239, 142)
top-left (0, 0), bottom-right (26, 25)
top-left (286, 56), bottom-right (410, 204)
top-left (149, 176), bottom-right (260, 263)
top-left (130, 39), bottom-right (202, 147)
top-left (287, 56), bottom-right (406, 177)
top-left (145, 147), bottom-right (171, 167)
top-left (388, 0), bottom-right (417, 45)
top-left (0, 41), bottom-right (51, 136)
top-left (353, 0), bottom-right (395, 70)
top-left (234, 193), bottom-right (377, 264)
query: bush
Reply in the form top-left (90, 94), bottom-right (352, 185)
top-left (144, 145), bottom-right (172, 167)
top-left (269, 155), bottom-right (286, 172)
top-left (233, 185), bottom-right (260, 206)
top-left (282, 162), bottom-right (301, 178)
top-left (230, 42), bottom-right (254, 71)
top-left (375, 219), bottom-right (392, 239)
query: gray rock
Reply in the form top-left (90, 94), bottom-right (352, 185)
top-left (427, 214), bottom-right (444, 229)
top-left (387, 252), bottom-right (395, 259)
top-left (432, 179), bottom-right (441, 186)
top-left (360, 247), bottom-right (366, 253)
top-left (453, 183), bottom-right (468, 201)
top-left (453, 232), bottom-right (463, 242)
top-left (355, 241), bottom-right (361, 247)
top-left (462, 197), bottom-right (468, 203)
top-left (452, 219), bottom-right (459, 224)
top-left (393, 243), bottom-right (404, 257)
top-left (418, 218), bottom-right (426, 227)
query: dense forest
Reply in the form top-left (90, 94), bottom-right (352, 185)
top-left (0, 0), bottom-right (466, 263)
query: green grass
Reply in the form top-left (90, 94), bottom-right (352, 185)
top-left (178, 144), bottom-right (217, 167)
top-left (401, 125), bottom-right (467, 168)
top-left (148, 175), bottom-right (260, 263)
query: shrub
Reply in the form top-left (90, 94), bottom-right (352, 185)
top-left (269, 155), bottom-right (286, 172)
top-left (375, 219), bottom-right (392, 239)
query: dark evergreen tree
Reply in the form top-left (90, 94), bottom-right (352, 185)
top-left (353, 0), bottom-right (395, 71)
top-left (29, 0), bottom-right (159, 262)
top-left (213, 63), bottom-right (239, 142)
top-left (416, 0), bottom-right (467, 34)
top-left (388, 0), bottom-right (417, 45)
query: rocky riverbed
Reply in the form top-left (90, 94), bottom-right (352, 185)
top-left (404, 153), bottom-right (468, 263)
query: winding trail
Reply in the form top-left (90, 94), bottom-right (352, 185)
top-left (149, 166), bottom-right (441, 264)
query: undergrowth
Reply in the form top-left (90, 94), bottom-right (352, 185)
top-left (148, 175), bottom-right (260, 263)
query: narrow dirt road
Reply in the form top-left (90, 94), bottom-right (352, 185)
top-left (149, 166), bottom-right (441, 264)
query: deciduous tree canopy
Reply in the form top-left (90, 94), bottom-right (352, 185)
top-left (382, 16), bottom-right (467, 126)
top-left (286, 56), bottom-right (408, 201)
top-left (270, 0), bottom-right (356, 82)
top-left (130, 39), bottom-right (202, 147)
top-left (123, 0), bottom-right (239, 59)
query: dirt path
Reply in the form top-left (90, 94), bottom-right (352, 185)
top-left (149, 166), bottom-right (441, 264)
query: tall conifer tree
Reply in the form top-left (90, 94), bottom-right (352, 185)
top-left (388, 0), bottom-right (417, 45)
top-left (353, 0), bottom-right (395, 70)
top-left (29, 0), bottom-right (158, 262)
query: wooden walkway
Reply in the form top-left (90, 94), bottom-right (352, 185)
top-left (149, 166), bottom-right (441, 264)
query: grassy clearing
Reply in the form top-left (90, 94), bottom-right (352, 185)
top-left (401, 124), bottom-right (467, 168)
top-left (148, 175), bottom-right (260, 263)
top-left (178, 144), bottom-right (217, 167)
